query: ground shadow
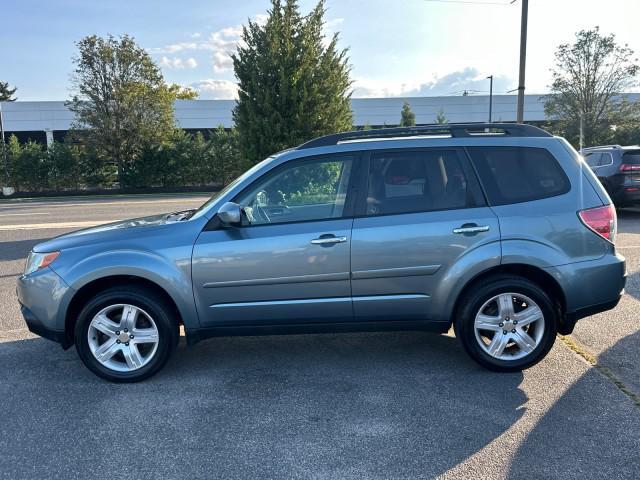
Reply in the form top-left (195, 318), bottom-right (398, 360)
top-left (0, 331), bottom-right (526, 479)
top-left (0, 237), bottom-right (50, 262)
top-left (508, 331), bottom-right (640, 480)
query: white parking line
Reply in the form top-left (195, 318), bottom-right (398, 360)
top-left (0, 212), bottom-right (50, 217)
top-left (0, 198), bottom-right (206, 209)
top-left (0, 221), bottom-right (108, 231)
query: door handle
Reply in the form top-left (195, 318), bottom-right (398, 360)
top-left (453, 225), bottom-right (490, 235)
top-left (310, 235), bottom-right (348, 245)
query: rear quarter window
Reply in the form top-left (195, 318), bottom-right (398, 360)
top-left (622, 151), bottom-right (640, 164)
top-left (467, 147), bottom-right (570, 205)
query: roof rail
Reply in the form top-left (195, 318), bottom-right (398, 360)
top-left (297, 123), bottom-right (552, 150)
top-left (581, 144), bottom-right (622, 151)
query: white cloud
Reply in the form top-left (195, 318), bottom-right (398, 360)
top-left (150, 14), bottom-right (267, 74)
top-left (192, 79), bottom-right (238, 99)
top-left (352, 68), bottom-right (514, 98)
top-left (159, 56), bottom-right (198, 69)
top-left (213, 51), bottom-right (233, 72)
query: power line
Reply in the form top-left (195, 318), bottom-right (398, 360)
top-left (423, 0), bottom-right (515, 5)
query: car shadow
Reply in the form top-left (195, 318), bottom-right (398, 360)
top-left (508, 331), bottom-right (640, 480)
top-left (0, 331), bottom-right (527, 479)
top-left (0, 237), bottom-right (51, 262)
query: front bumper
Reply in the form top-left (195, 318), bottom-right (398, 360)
top-left (16, 267), bottom-right (73, 347)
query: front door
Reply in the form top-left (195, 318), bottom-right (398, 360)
top-left (350, 148), bottom-right (500, 322)
top-left (192, 153), bottom-right (358, 327)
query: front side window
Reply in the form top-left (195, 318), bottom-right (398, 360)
top-left (467, 147), bottom-right (570, 205)
top-left (366, 150), bottom-right (473, 216)
top-left (236, 155), bottom-right (353, 225)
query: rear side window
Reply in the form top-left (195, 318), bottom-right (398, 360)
top-left (584, 152), bottom-right (602, 168)
top-left (365, 149), bottom-right (476, 216)
top-left (467, 147), bottom-right (570, 205)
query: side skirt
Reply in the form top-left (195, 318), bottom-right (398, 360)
top-left (185, 320), bottom-right (451, 346)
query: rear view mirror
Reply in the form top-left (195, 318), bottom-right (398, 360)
top-left (216, 202), bottom-right (242, 226)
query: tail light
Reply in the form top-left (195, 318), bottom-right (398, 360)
top-left (620, 164), bottom-right (640, 172)
top-left (578, 205), bottom-right (617, 243)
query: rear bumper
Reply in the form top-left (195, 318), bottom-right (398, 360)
top-left (612, 183), bottom-right (640, 205)
top-left (545, 253), bottom-right (626, 334)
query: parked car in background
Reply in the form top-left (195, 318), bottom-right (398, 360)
top-left (17, 124), bottom-right (626, 382)
top-left (582, 145), bottom-right (640, 208)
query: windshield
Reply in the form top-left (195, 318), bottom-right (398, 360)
top-left (190, 155), bottom-right (280, 218)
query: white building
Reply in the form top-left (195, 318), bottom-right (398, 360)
top-left (3, 93), bottom-right (637, 145)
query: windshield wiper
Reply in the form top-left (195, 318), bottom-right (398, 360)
top-left (165, 209), bottom-right (196, 221)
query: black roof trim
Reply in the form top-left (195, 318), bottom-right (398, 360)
top-left (297, 123), bottom-right (552, 150)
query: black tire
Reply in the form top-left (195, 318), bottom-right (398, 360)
top-left (453, 275), bottom-right (558, 372)
top-left (74, 285), bottom-right (179, 383)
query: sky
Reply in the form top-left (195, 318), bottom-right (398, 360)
top-left (2, 0), bottom-right (640, 101)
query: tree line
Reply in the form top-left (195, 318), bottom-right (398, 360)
top-left (1, 1), bottom-right (640, 194)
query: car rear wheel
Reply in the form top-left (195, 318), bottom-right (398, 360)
top-left (74, 286), bottom-right (179, 382)
top-left (454, 275), bottom-right (558, 372)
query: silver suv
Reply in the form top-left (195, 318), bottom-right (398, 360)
top-left (17, 124), bottom-right (626, 382)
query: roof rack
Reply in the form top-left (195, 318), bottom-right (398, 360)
top-left (581, 145), bottom-right (622, 151)
top-left (297, 123), bottom-right (552, 150)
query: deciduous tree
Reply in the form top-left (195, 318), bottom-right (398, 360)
top-left (545, 27), bottom-right (639, 147)
top-left (68, 35), bottom-right (175, 187)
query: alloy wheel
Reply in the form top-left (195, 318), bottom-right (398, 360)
top-left (87, 304), bottom-right (160, 372)
top-left (473, 292), bottom-right (545, 361)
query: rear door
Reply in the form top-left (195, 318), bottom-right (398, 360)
top-left (350, 147), bottom-right (500, 322)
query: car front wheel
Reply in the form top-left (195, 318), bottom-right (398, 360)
top-left (74, 286), bottom-right (179, 382)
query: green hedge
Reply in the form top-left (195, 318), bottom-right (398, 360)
top-left (0, 127), bottom-right (246, 193)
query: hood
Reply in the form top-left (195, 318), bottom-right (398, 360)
top-left (32, 213), bottom-right (190, 253)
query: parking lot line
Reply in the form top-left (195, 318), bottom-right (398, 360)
top-left (0, 221), bottom-right (106, 231)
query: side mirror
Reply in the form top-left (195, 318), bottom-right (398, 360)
top-left (216, 202), bottom-right (242, 226)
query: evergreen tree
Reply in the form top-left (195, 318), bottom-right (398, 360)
top-left (0, 81), bottom-right (17, 101)
top-left (400, 101), bottom-right (416, 126)
top-left (232, 0), bottom-right (353, 164)
top-left (435, 108), bottom-right (448, 124)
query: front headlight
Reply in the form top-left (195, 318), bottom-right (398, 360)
top-left (24, 251), bottom-right (60, 276)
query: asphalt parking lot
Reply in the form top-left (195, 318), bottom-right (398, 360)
top-left (0, 195), bottom-right (638, 479)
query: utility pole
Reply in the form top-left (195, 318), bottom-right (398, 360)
top-left (516, 0), bottom-right (528, 123)
top-left (0, 101), bottom-right (8, 185)
top-left (487, 75), bottom-right (493, 123)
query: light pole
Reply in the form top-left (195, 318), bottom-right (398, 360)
top-left (487, 75), bottom-right (493, 123)
top-left (516, 0), bottom-right (528, 123)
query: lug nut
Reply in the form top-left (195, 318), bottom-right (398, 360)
top-left (511, 329), bottom-right (516, 333)
top-left (124, 328), bottom-right (128, 333)
top-left (125, 342), bottom-right (129, 346)
top-left (513, 321), bottom-right (518, 325)
top-left (115, 331), bottom-right (120, 335)
top-left (116, 340), bottom-right (121, 344)
top-left (499, 322), bottom-right (504, 327)
top-left (129, 335), bottom-right (134, 339)
top-left (503, 330), bottom-right (507, 335)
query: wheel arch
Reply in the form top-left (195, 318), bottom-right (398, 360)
top-left (450, 263), bottom-right (567, 332)
top-left (63, 275), bottom-right (185, 349)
